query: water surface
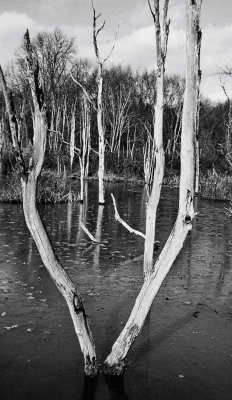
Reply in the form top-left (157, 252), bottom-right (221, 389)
top-left (0, 182), bottom-right (232, 400)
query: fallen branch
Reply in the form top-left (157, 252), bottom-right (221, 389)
top-left (111, 193), bottom-right (145, 239)
top-left (80, 221), bottom-right (99, 243)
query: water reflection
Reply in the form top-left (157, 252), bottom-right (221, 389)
top-left (93, 205), bottom-right (104, 270)
top-left (79, 376), bottom-right (98, 400)
top-left (1, 184), bottom-right (232, 400)
top-left (104, 375), bottom-right (131, 400)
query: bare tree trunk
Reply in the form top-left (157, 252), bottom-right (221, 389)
top-left (92, 3), bottom-right (105, 204)
top-left (219, 81), bottom-right (232, 170)
top-left (22, 172), bottom-right (97, 375)
top-left (195, 133), bottom-right (200, 194)
top-left (97, 68), bottom-right (105, 204)
top-left (143, 0), bottom-right (170, 278)
top-left (70, 105), bottom-right (76, 172)
top-left (0, 117), bottom-right (3, 174)
top-left (91, 1), bottom-right (117, 203)
top-left (195, 53), bottom-right (201, 195)
top-left (79, 95), bottom-right (91, 202)
top-left (0, 31), bottom-right (97, 376)
top-left (103, 0), bottom-right (202, 375)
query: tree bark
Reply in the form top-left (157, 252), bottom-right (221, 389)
top-left (97, 68), bottom-right (105, 204)
top-left (0, 117), bottom-right (3, 174)
top-left (92, 2), bottom-right (105, 204)
top-left (104, 0), bottom-right (202, 374)
top-left (70, 105), bottom-right (76, 172)
top-left (143, 0), bottom-right (170, 278)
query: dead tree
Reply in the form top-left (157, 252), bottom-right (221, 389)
top-left (195, 40), bottom-right (202, 195)
top-left (91, 1), bottom-right (105, 204)
top-left (79, 94), bottom-right (91, 202)
top-left (0, 31), bottom-right (97, 376)
top-left (219, 80), bottom-right (232, 171)
top-left (91, 0), bottom-right (117, 204)
top-left (143, 0), bottom-right (170, 278)
top-left (195, 101), bottom-right (200, 194)
top-left (107, 85), bottom-right (132, 157)
top-left (103, 0), bottom-right (202, 375)
top-left (70, 102), bottom-right (76, 172)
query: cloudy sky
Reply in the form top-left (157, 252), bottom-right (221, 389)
top-left (0, 0), bottom-right (231, 101)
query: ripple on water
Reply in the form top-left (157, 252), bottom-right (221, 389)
top-left (0, 185), bottom-right (232, 400)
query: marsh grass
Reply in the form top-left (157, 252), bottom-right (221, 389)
top-left (200, 171), bottom-right (232, 201)
top-left (1, 169), bottom-right (232, 203)
top-left (163, 170), bottom-right (232, 201)
top-left (0, 171), bottom-right (80, 203)
top-left (163, 172), bottom-right (180, 188)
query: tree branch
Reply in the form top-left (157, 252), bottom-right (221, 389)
top-left (111, 193), bottom-right (145, 239)
top-left (69, 72), bottom-right (97, 112)
top-left (102, 24), bottom-right (119, 65)
top-left (80, 221), bottom-right (99, 243)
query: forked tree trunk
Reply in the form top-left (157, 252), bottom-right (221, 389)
top-left (103, 0), bottom-right (202, 375)
top-left (0, 31), bottom-right (97, 376)
top-left (143, 0), bottom-right (170, 278)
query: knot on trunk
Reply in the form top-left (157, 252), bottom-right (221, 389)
top-left (185, 189), bottom-right (194, 223)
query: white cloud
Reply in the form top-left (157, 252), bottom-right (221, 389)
top-left (0, 11), bottom-right (43, 63)
top-left (200, 23), bottom-right (232, 101)
top-left (1, 10), bottom-right (232, 102)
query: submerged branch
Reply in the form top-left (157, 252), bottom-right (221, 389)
top-left (111, 193), bottom-right (145, 239)
top-left (80, 221), bottom-right (99, 243)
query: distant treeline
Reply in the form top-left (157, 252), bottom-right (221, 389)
top-left (0, 28), bottom-right (230, 178)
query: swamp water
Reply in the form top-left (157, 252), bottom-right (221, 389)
top-left (0, 182), bottom-right (232, 400)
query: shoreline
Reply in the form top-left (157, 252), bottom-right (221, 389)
top-left (0, 170), bottom-right (232, 204)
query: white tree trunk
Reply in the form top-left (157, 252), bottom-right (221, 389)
top-left (70, 106), bottom-right (75, 171)
top-left (22, 169), bottom-right (97, 375)
top-left (0, 31), bottom-right (98, 376)
top-left (0, 117), bottom-right (3, 174)
top-left (195, 136), bottom-right (200, 194)
top-left (97, 68), bottom-right (105, 204)
top-left (103, 0), bottom-right (202, 374)
top-left (143, 0), bottom-right (169, 278)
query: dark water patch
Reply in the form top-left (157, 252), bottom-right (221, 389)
top-left (0, 183), bottom-right (232, 399)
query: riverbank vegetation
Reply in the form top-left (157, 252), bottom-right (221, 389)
top-left (1, 168), bottom-right (232, 203)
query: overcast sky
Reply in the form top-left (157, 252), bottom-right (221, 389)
top-left (0, 0), bottom-right (231, 101)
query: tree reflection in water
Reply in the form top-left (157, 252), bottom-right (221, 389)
top-left (79, 374), bottom-right (131, 400)
top-left (104, 375), bottom-right (131, 400)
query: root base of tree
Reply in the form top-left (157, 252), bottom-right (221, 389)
top-left (84, 359), bottom-right (99, 377)
top-left (103, 361), bottom-right (125, 376)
